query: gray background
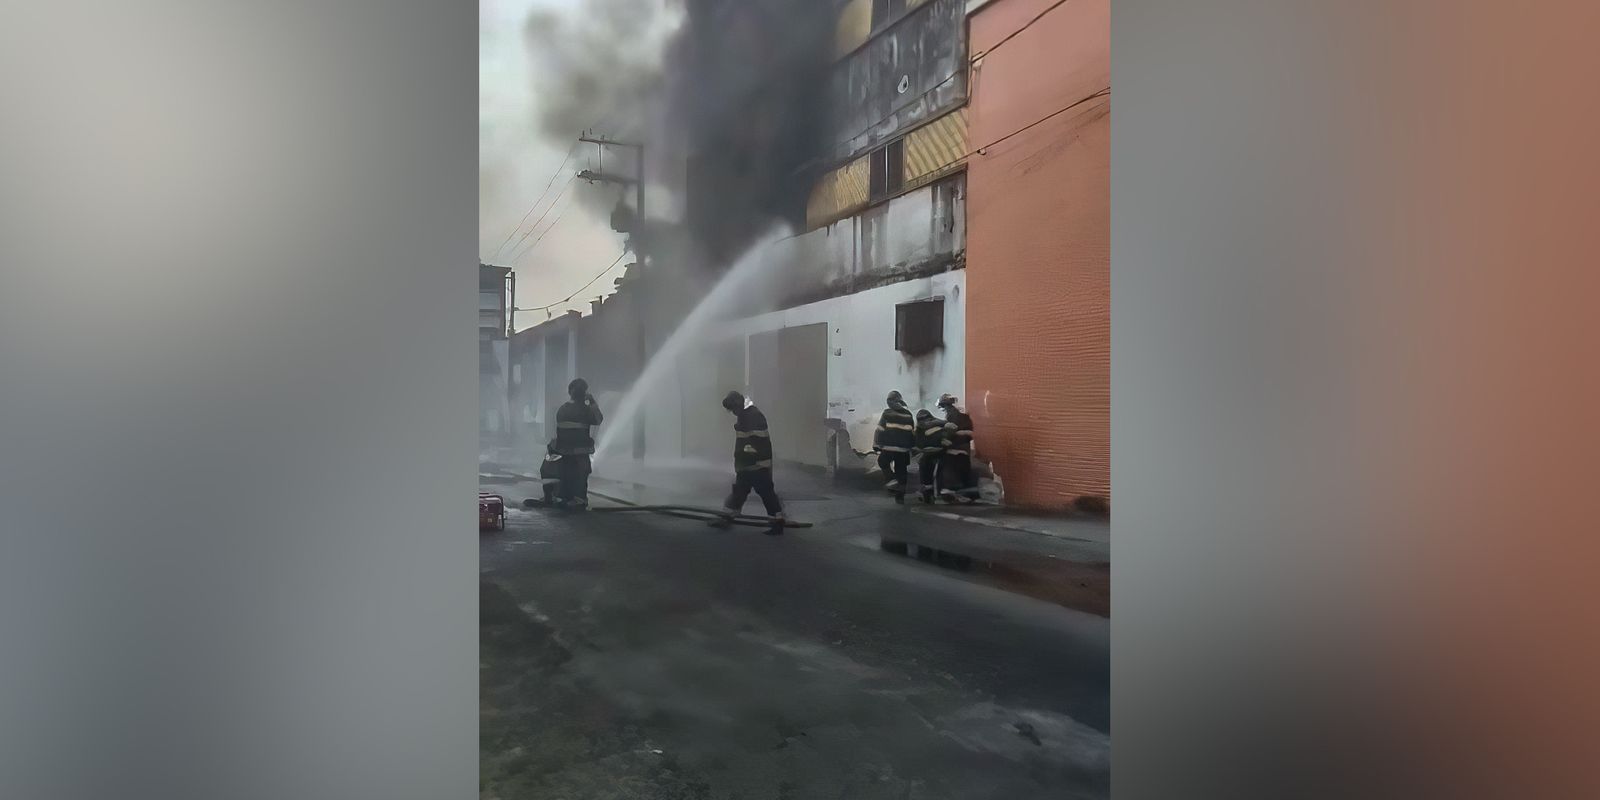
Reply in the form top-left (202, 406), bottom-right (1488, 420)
top-left (0, 0), bottom-right (1586, 798)
top-left (0, 3), bottom-right (477, 798)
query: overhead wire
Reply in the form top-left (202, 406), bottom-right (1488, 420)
top-left (489, 145), bottom-right (574, 262)
top-left (509, 200), bottom-right (572, 265)
top-left (972, 86), bottom-right (1108, 157)
top-left (486, 104), bottom-right (622, 265)
top-left (514, 251), bottom-right (630, 314)
top-left (899, 86), bottom-right (1108, 186)
top-left (501, 173), bottom-right (577, 262)
top-left (969, 0), bottom-right (1071, 62)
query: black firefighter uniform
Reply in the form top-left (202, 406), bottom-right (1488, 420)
top-left (874, 393), bottom-right (916, 498)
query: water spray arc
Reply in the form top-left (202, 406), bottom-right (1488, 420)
top-left (592, 226), bottom-right (794, 468)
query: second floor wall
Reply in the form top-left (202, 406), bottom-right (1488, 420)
top-left (827, 0), bottom-right (967, 164)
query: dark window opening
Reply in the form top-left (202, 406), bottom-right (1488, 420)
top-left (895, 298), bottom-right (944, 356)
top-left (869, 139), bottom-right (905, 200)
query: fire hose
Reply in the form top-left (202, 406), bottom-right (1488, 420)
top-left (523, 491), bottom-right (812, 529)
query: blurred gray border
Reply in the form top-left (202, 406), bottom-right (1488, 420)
top-left (0, 3), bottom-right (478, 798)
top-left (1113, 2), bottom-right (1392, 798)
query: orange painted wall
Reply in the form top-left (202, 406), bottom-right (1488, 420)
top-left (966, 0), bottom-right (1109, 510)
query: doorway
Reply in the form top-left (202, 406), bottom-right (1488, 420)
top-left (748, 323), bottom-right (829, 467)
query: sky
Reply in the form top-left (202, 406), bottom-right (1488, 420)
top-left (479, 0), bottom-right (628, 328)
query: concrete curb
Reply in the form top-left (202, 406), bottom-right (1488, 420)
top-left (907, 507), bottom-right (1106, 544)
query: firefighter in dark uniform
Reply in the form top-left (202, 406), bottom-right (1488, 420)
top-left (874, 390), bottom-right (917, 504)
top-left (553, 378), bottom-right (603, 508)
top-left (711, 390), bottom-right (786, 533)
top-left (913, 408), bottom-right (948, 504)
top-left (937, 393), bottom-right (979, 503)
top-left (533, 441), bottom-right (562, 506)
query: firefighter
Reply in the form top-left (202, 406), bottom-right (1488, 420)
top-left (553, 378), bottom-right (603, 508)
top-left (874, 391), bottom-right (917, 504)
top-left (710, 390), bottom-right (786, 533)
top-left (937, 393), bottom-right (980, 503)
top-left (913, 408), bottom-right (948, 504)
top-left (534, 441), bottom-right (562, 506)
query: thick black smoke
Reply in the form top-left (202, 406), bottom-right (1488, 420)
top-left (675, 0), bottom-right (835, 265)
top-left (522, 0), bottom-right (835, 269)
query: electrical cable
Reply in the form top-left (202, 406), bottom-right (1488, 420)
top-left (502, 173), bottom-right (577, 262)
top-left (884, 86), bottom-right (1110, 191)
top-left (486, 105), bottom-right (620, 264)
top-left (969, 0), bottom-right (1071, 62)
top-left (489, 146), bottom-right (574, 262)
top-left (514, 250), bottom-right (630, 314)
top-left (509, 201), bottom-right (571, 265)
top-left (972, 86), bottom-right (1108, 156)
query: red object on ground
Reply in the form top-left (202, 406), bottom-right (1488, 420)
top-left (479, 492), bottom-right (506, 532)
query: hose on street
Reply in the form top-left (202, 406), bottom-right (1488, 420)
top-left (522, 494), bottom-right (813, 529)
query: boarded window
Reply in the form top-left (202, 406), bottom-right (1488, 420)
top-left (869, 139), bottom-right (905, 200)
top-left (895, 298), bottom-right (944, 356)
top-left (806, 154), bottom-right (870, 229)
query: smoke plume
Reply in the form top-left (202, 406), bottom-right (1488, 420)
top-left (518, 0), bottom-right (836, 267)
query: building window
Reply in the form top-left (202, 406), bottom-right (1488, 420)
top-left (895, 298), bottom-right (944, 356)
top-left (872, 0), bottom-right (907, 29)
top-left (869, 139), bottom-right (905, 200)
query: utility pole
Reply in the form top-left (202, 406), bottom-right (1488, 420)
top-left (577, 132), bottom-right (648, 462)
top-left (577, 133), bottom-right (644, 233)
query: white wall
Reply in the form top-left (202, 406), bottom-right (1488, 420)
top-left (480, 338), bottom-right (510, 439)
top-left (619, 175), bottom-right (967, 470)
top-left (722, 270), bottom-right (966, 464)
top-left (786, 173), bottom-right (965, 292)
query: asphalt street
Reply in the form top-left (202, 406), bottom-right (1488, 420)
top-left (480, 487), bottom-right (1109, 799)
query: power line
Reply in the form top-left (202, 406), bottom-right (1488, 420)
top-left (970, 0), bottom-right (1071, 62)
top-left (487, 101), bottom-right (628, 264)
top-left (502, 173), bottom-right (577, 262)
top-left (514, 251), bottom-right (630, 314)
top-left (505, 180), bottom-right (573, 264)
top-left (503, 89), bottom-right (1106, 322)
top-left (489, 145), bottom-right (574, 263)
top-left (905, 86), bottom-right (1108, 181)
top-left (972, 87), bottom-right (1108, 157)
top-left (509, 198), bottom-right (571, 266)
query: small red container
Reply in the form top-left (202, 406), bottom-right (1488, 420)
top-left (479, 492), bottom-right (506, 532)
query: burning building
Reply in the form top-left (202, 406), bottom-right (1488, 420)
top-left (505, 0), bottom-right (1108, 512)
top-left (511, 0), bottom-right (972, 476)
top-left (682, 0), bottom-right (974, 472)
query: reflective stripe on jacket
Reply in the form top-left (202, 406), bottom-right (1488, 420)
top-left (733, 405), bottom-right (775, 472)
top-left (874, 406), bottom-right (916, 453)
top-left (554, 399), bottom-right (603, 455)
top-left (942, 410), bottom-right (974, 456)
top-left (914, 419), bottom-right (949, 455)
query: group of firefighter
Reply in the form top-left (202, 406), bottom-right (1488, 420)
top-left (873, 390), bottom-right (980, 505)
top-left (533, 378), bottom-right (977, 532)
